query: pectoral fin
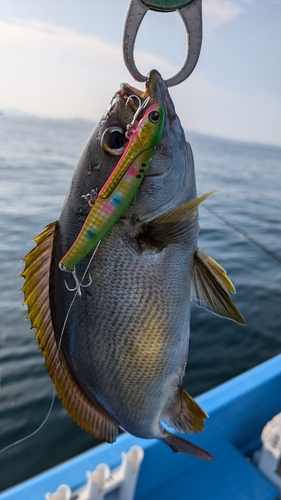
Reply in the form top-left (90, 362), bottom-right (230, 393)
top-left (192, 248), bottom-right (246, 324)
top-left (140, 192), bottom-right (214, 246)
top-left (21, 222), bottom-right (119, 442)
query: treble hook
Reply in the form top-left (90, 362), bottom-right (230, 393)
top-left (60, 265), bottom-right (92, 297)
top-left (122, 0), bottom-right (203, 87)
top-left (125, 94), bottom-right (150, 138)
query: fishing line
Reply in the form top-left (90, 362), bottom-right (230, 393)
top-left (0, 242), bottom-right (101, 456)
top-left (204, 206), bottom-right (281, 265)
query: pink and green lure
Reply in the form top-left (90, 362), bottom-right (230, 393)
top-left (59, 103), bottom-right (165, 272)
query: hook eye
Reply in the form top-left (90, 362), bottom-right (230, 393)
top-left (125, 94), bottom-right (142, 110)
top-left (125, 94), bottom-right (151, 139)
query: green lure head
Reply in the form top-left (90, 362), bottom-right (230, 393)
top-left (136, 104), bottom-right (165, 149)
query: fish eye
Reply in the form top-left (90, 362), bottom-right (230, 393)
top-left (101, 126), bottom-right (127, 156)
top-left (149, 111), bottom-right (160, 123)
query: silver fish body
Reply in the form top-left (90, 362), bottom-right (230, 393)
top-left (22, 70), bottom-right (244, 460)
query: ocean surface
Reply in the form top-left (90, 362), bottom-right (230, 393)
top-left (0, 114), bottom-right (280, 492)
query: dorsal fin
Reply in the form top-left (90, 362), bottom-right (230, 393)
top-left (191, 248), bottom-right (246, 324)
top-left (20, 221), bottom-right (119, 442)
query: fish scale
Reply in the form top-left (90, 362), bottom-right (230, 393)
top-left (67, 227), bottom-right (192, 436)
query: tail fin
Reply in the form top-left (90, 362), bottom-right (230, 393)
top-left (162, 430), bottom-right (213, 460)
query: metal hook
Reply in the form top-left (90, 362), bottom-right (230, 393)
top-left (60, 265), bottom-right (92, 297)
top-left (122, 0), bottom-right (202, 87)
top-left (125, 95), bottom-right (150, 138)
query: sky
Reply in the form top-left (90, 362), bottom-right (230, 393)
top-left (0, 0), bottom-right (280, 146)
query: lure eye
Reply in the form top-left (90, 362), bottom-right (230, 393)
top-left (101, 126), bottom-right (127, 156)
top-left (149, 111), bottom-right (160, 123)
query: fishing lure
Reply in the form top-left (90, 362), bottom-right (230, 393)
top-left (59, 101), bottom-right (165, 274)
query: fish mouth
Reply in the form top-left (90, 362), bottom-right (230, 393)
top-left (117, 71), bottom-right (190, 221)
top-left (120, 82), bottom-right (149, 101)
top-left (119, 71), bottom-right (181, 182)
top-left (120, 70), bottom-right (164, 101)
top-left (120, 70), bottom-right (176, 122)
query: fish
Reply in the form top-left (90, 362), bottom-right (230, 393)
top-left (21, 69), bottom-right (245, 461)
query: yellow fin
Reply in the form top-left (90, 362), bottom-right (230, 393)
top-left (21, 221), bottom-right (119, 442)
top-left (143, 192), bottom-right (215, 245)
top-left (196, 248), bottom-right (236, 294)
top-left (165, 386), bottom-right (208, 434)
top-left (192, 249), bottom-right (246, 325)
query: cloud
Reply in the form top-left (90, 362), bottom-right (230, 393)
top-left (0, 19), bottom-right (121, 67)
top-left (0, 16), bottom-right (279, 146)
top-left (203, 0), bottom-right (244, 33)
top-left (0, 19), bottom-right (176, 120)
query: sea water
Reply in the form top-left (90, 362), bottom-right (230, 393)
top-left (0, 114), bottom-right (280, 491)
